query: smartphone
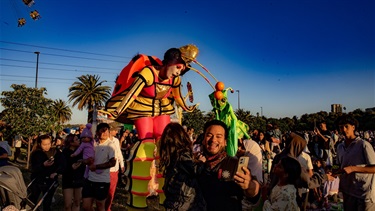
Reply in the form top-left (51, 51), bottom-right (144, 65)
top-left (48, 156), bottom-right (54, 162)
top-left (236, 156), bottom-right (249, 174)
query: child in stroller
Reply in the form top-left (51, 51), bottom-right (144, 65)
top-left (0, 165), bottom-right (58, 211)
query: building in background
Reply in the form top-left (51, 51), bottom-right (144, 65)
top-left (331, 104), bottom-right (343, 113)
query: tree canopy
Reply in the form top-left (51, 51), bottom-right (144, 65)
top-left (182, 107), bottom-right (375, 135)
top-left (0, 84), bottom-right (73, 138)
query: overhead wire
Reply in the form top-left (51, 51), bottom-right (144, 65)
top-left (0, 41), bottom-right (131, 59)
top-left (0, 64), bottom-right (118, 75)
top-left (0, 41), bottom-right (131, 86)
top-left (0, 48), bottom-right (127, 63)
top-left (0, 58), bottom-right (118, 71)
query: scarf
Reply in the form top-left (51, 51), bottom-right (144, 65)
top-left (205, 151), bottom-right (227, 170)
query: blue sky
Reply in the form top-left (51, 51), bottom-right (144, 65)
top-left (1, 0), bottom-right (374, 124)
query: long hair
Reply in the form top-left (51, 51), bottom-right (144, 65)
top-left (64, 134), bottom-right (79, 149)
top-left (158, 123), bottom-right (192, 175)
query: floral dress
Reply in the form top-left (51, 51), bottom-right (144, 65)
top-left (263, 184), bottom-right (299, 211)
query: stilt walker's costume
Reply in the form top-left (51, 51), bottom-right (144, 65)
top-left (104, 45), bottom-right (199, 208)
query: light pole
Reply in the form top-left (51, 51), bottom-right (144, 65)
top-left (236, 90), bottom-right (240, 110)
top-left (261, 106), bottom-right (263, 117)
top-left (34, 51), bottom-right (40, 88)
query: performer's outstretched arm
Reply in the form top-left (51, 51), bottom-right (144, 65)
top-left (172, 77), bottom-right (198, 112)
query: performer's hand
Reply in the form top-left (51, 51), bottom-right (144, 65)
top-left (187, 103), bottom-right (199, 112)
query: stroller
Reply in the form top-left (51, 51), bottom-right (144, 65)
top-left (0, 165), bottom-right (58, 211)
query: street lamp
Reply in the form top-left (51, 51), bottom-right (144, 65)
top-left (236, 90), bottom-right (240, 110)
top-left (261, 106), bottom-right (263, 117)
top-left (34, 51), bottom-right (40, 88)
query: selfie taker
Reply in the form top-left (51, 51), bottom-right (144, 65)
top-left (199, 120), bottom-right (261, 211)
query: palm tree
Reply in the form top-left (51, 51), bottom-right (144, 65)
top-left (235, 108), bottom-right (251, 124)
top-left (68, 74), bottom-right (111, 123)
top-left (51, 99), bottom-right (72, 124)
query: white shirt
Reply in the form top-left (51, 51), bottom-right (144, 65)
top-left (88, 138), bottom-right (116, 183)
top-left (297, 151), bottom-right (313, 171)
top-left (14, 135), bottom-right (23, 148)
top-left (109, 137), bottom-right (124, 173)
top-left (242, 139), bottom-right (263, 183)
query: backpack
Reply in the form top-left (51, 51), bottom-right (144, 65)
top-left (105, 54), bottom-right (163, 114)
top-left (111, 54), bottom-right (162, 97)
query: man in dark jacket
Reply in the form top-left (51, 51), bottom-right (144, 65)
top-left (198, 120), bottom-right (260, 211)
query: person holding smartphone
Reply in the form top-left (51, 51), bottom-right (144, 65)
top-left (198, 120), bottom-right (260, 211)
top-left (29, 134), bottom-right (66, 211)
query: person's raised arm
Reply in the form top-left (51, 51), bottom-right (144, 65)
top-left (234, 167), bottom-right (260, 198)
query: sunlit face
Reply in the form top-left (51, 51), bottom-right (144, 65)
top-left (40, 138), bottom-right (52, 152)
top-left (259, 132), bottom-right (265, 140)
top-left (340, 124), bottom-right (356, 139)
top-left (319, 123), bottom-right (327, 131)
top-left (164, 64), bottom-right (185, 79)
top-left (97, 128), bottom-right (110, 141)
top-left (203, 125), bottom-right (227, 155)
top-left (110, 129), bottom-right (118, 136)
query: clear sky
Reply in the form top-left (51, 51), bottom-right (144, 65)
top-left (1, 0), bottom-right (374, 124)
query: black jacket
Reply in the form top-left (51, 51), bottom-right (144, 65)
top-left (198, 156), bottom-right (244, 211)
top-left (30, 147), bottom-right (66, 182)
top-left (163, 152), bottom-right (206, 211)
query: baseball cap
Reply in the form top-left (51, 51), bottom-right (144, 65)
top-left (109, 122), bottom-right (121, 130)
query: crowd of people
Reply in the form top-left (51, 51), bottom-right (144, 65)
top-left (246, 115), bottom-right (375, 210)
top-left (0, 113), bottom-right (375, 211)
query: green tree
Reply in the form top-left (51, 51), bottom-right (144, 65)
top-left (235, 109), bottom-right (251, 125)
top-left (68, 74), bottom-right (111, 123)
top-left (0, 84), bottom-right (57, 168)
top-left (182, 109), bottom-right (206, 133)
top-left (50, 99), bottom-right (72, 131)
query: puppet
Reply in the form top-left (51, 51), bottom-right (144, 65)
top-left (209, 87), bottom-right (250, 156)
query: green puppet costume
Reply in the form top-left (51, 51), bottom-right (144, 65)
top-left (209, 88), bottom-right (250, 156)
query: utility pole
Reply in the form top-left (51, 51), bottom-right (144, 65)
top-left (236, 90), bottom-right (240, 110)
top-left (34, 51), bottom-right (40, 88)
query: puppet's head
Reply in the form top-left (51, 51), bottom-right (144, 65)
top-left (163, 48), bottom-right (186, 66)
top-left (209, 88), bottom-right (233, 111)
top-left (179, 44), bottom-right (199, 65)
